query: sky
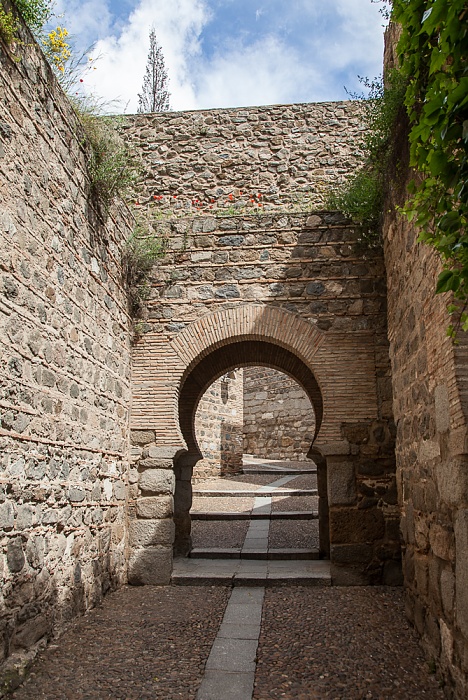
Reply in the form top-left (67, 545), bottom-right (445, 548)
top-left (51, 0), bottom-right (388, 113)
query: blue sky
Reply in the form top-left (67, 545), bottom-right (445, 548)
top-left (52, 0), bottom-right (388, 113)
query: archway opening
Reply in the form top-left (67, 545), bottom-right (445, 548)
top-left (174, 339), bottom-right (328, 558)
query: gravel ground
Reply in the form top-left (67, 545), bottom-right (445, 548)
top-left (287, 473), bottom-right (318, 489)
top-left (269, 519), bottom-right (319, 549)
top-left (243, 458), bottom-right (316, 471)
top-left (13, 586), bottom-right (230, 700)
top-left (253, 587), bottom-right (445, 700)
top-left (272, 495), bottom-right (319, 512)
top-left (227, 474), bottom-right (287, 485)
top-left (191, 519), bottom-right (249, 548)
top-left (191, 496), bottom-right (254, 513)
top-left (194, 476), bottom-right (278, 491)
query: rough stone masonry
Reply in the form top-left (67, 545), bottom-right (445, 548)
top-left (0, 12), bottom-right (133, 688)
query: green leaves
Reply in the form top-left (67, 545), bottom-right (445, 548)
top-left (392, 0), bottom-right (468, 334)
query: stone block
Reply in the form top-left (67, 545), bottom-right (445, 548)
top-left (131, 430), bottom-right (156, 445)
top-left (139, 469), bottom-right (175, 495)
top-left (327, 460), bottom-right (356, 506)
top-left (440, 566), bottom-right (454, 616)
top-left (330, 543), bottom-right (373, 564)
top-left (14, 614), bottom-right (51, 649)
top-left (429, 523), bottom-right (454, 562)
top-left (139, 458), bottom-right (173, 469)
top-left (455, 510), bottom-right (468, 637)
top-left (0, 501), bottom-right (14, 529)
top-left (136, 496), bottom-right (173, 519)
top-left (315, 441), bottom-right (350, 456)
top-left (418, 440), bottom-right (440, 463)
top-left (7, 538), bottom-right (25, 573)
top-left (434, 385), bottom-right (450, 433)
top-left (382, 559), bottom-right (403, 585)
top-left (129, 519), bottom-right (175, 548)
top-left (329, 508), bottom-right (385, 544)
top-left (174, 480), bottom-right (192, 513)
top-left (127, 546), bottom-right (172, 585)
top-left (147, 445), bottom-right (180, 460)
top-left (414, 554), bottom-right (429, 597)
top-left (437, 458), bottom-right (468, 506)
top-left (330, 563), bottom-right (371, 586)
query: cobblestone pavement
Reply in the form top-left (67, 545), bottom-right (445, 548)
top-left (268, 519), bottom-right (319, 549)
top-left (192, 520), bottom-right (250, 548)
top-left (253, 587), bottom-right (445, 700)
top-left (13, 587), bottom-right (230, 700)
top-left (12, 462), bottom-right (444, 700)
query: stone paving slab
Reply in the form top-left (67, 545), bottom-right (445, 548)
top-left (197, 587), bottom-right (264, 700)
top-left (191, 510), bottom-right (318, 520)
top-left (172, 558), bottom-right (331, 587)
top-left (206, 638), bottom-right (258, 673)
top-left (197, 670), bottom-right (256, 700)
top-left (194, 489), bottom-right (318, 497)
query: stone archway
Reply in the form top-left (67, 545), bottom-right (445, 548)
top-left (174, 338), bottom-right (326, 556)
top-left (129, 304), bottom-right (399, 587)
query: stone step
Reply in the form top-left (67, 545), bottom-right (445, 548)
top-left (191, 511), bottom-right (319, 521)
top-left (190, 547), bottom-right (320, 560)
top-left (241, 468), bottom-right (317, 475)
top-left (172, 557), bottom-right (331, 587)
top-left (193, 489), bottom-right (318, 498)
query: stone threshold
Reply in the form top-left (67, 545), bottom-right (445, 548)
top-left (241, 468), bottom-right (317, 475)
top-left (172, 558), bottom-right (331, 587)
top-left (193, 489), bottom-right (318, 497)
top-left (190, 547), bottom-right (320, 560)
top-left (191, 511), bottom-right (319, 520)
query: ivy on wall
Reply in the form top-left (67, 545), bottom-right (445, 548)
top-left (392, 0), bottom-right (468, 333)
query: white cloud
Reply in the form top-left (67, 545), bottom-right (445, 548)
top-left (194, 35), bottom-right (325, 109)
top-left (53, 0), bottom-right (386, 112)
top-left (78, 0), bottom-right (210, 112)
top-left (52, 0), bottom-right (114, 45)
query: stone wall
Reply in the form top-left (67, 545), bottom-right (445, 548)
top-left (384, 203), bottom-right (468, 697)
top-left (121, 101), bottom-right (366, 215)
top-left (382, 24), bottom-right (468, 697)
top-left (243, 367), bottom-right (314, 460)
top-left (130, 210), bottom-right (398, 582)
top-left (194, 370), bottom-right (243, 479)
top-left (0, 13), bottom-right (132, 685)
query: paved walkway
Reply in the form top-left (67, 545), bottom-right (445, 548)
top-left (13, 459), bottom-right (445, 700)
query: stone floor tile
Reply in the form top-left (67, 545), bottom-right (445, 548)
top-left (205, 638), bottom-right (258, 673)
top-left (217, 623), bottom-right (261, 640)
top-left (223, 604), bottom-right (263, 626)
top-left (197, 670), bottom-right (255, 700)
top-left (229, 587), bottom-right (265, 604)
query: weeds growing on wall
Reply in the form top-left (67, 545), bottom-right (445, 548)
top-left (0, 6), bottom-right (18, 44)
top-left (391, 0), bottom-right (468, 335)
top-left (122, 218), bottom-right (166, 320)
top-left (70, 99), bottom-right (140, 213)
top-left (13, 0), bottom-right (52, 32)
top-left (326, 71), bottom-right (407, 241)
